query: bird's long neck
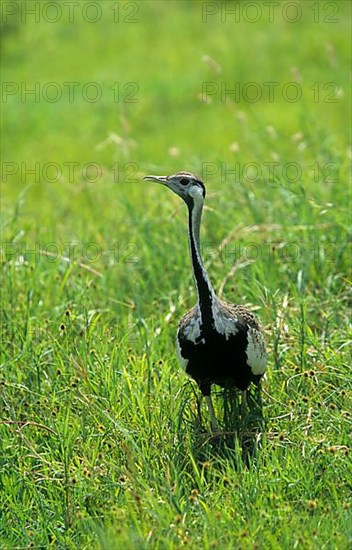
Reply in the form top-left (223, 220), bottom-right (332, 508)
top-left (188, 200), bottom-right (216, 329)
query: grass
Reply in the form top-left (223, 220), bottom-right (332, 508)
top-left (1, 1), bottom-right (351, 548)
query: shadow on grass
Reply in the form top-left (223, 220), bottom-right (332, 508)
top-left (177, 382), bottom-right (266, 469)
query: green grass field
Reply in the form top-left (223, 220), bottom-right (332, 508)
top-left (1, 1), bottom-right (351, 548)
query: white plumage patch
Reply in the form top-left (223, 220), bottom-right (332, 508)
top-left (176, 337), bottom-right (188, 371)
top-left (176, 308), bottom-right (201, 371)
top-left (182, 311), bottom-right (201, 341)
top-left (211, 300), bottom-right (238, 340)
top-left (189, 185), bottom-right (204, 202)
top-left (246, 326), bottom-right (267, 375)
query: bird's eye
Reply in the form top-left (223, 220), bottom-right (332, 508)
top-left (179, 178), bottom-right (190, 186)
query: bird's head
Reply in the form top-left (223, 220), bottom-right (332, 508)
top-left (143, 171), bottom-right (206, 209)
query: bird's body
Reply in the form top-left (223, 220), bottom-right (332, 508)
top-left (177, 300), bottom-right (266, 394)
top-left (144, 171), bottom-right (267, 433)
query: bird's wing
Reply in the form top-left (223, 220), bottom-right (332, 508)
top-left (246, 326), bottom-right (267, 375)
top-left (176, 305), bottom-right (200, 370)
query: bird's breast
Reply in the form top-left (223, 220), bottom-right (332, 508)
top-left (176, 316), bottom-right (267, 390)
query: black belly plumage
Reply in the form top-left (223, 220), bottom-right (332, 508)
top-left (178, 326), bottom-right (262, 396)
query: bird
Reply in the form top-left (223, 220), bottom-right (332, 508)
top-left (143, 171), bottom-right (267, 434)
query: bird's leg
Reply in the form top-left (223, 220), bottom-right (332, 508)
top-left (255, 381), bottom-right (262, 406)
top-left (241, 390), bottom-right (247, 418)
top-left (205, 394), bottom-right (221, 434)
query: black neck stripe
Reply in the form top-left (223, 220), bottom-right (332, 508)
top-left (188, 205), bottom-right (214, 330)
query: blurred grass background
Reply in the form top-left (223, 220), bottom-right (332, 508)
top-left (1, 1), bottom-right (351, 548)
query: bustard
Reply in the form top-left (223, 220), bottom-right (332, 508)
top-left (144, 171), bottom-right (267, 434)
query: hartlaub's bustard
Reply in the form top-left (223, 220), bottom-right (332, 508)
top-left (144, 172), bottom-right (267, 433)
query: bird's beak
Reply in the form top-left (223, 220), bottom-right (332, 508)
top-left (143, 175), bottom-right (168, 185)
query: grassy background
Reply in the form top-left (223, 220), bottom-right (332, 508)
top-left (1, 0), bottom-right (351, 548)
